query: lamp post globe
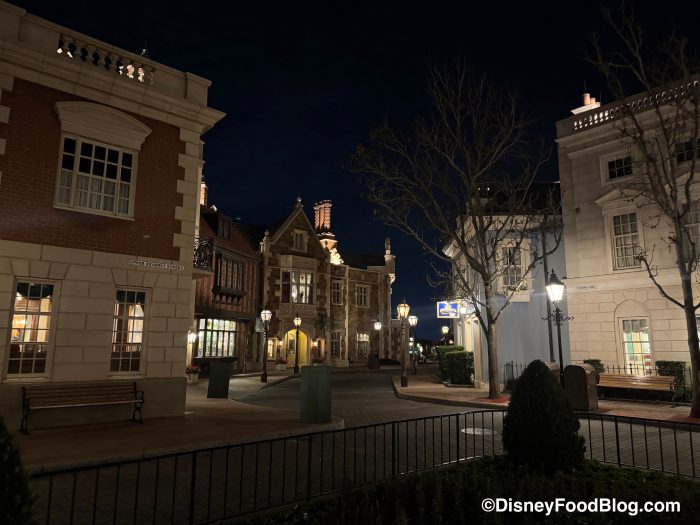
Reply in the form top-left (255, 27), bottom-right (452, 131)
top-left (260, 308), bottom-right (272, 383)
top-left (397, 300), bottom-right (410, 387)
top-left (293, 313), bottom-right (302, 374)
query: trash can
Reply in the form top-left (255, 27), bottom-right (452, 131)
top-left (367, 355), bottom-right (380, 370)
top-left (300, 365), bottom-right (332, 423)
top-left (546, 361), bottom-right (561, 385)
top-left (207, 358), bottom-right (235, 398)
top-left (564, 364), bottom-right (598, 410)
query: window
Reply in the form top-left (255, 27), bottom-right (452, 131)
top-left (217, 218), bottom-right (230, 239)
top-left (216, 255), bottom-right (244, 292)
top-left (195, 318), bottom-right (239, 359)
top-left (607, 156), bottom-right (633, 180)
top-left (501, 246), bottom-right (525, 290)
top-left (266, 338), bottom-right (278, 360)
top-left (356, 284), bottom-right (369, 307)
top-left (282, 271), bottom-right (314, 304)
top-left (111, 290), bottom-right (145, 373)
top-left (676, 139), bottom-right (699, 164)
top-left (331, 280), bottom-right (342, 305)
top-left (356, 333), bottom-right (369, 357)
top-left (292, 231), bottom-right (307, 252)
top-left (8, 282), bottom-right (54, 375)
top-left (56, 136), bottom-right (136, 217)
top-left (621, 319), bottom-right (652, 371)
top-left (330, 331), bottom-right (342, 358)
top-left (683, 201), bottom-right (700, 256)
top-left (612, 213), bottom-right (642, 269)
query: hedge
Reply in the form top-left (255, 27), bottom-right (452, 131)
top-left (656, 360), bottom-right (691, 401)
top-left (443, 351), bottom-right (474, 385)
top-left (435, 345), bottom-right (464, 379)
top-left (237, 456), bottom-right (700, 525)
top-left (0, 416), bottom-right (33, 525)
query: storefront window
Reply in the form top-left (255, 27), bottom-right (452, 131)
top-left (195, 317), bottom-right (243, 358)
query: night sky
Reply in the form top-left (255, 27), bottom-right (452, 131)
top-left (14, 0), bottom-right (700, 339)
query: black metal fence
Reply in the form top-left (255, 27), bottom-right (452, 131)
top-left (28, 410), bottom-right (700, 524)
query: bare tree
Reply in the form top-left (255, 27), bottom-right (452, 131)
top-left (589, 4), bottom-right (700, 416)
top-left (352, 65), bottom-right (561, 399)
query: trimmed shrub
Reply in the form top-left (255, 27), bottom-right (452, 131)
top-left (443, 351), bottom-right (474, 384)
top-left (435, 345), bottom-right (463, 379)
top-left (502, 359), bottom-right (585, 472)
top-left (583, 358), bottom-right (605, 375)
top-left (656, 360), bottom-right (691, 401)
top-left (0, 416), bottom-right (33, 525)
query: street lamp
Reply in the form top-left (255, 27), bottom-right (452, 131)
top-left (293, 313), bottom-right (302, 374)
top-left (441, 325), bottom-right (449, 346)
top-left (545, 269), bottom-right (573, 387)
top-left (408, 315), bottom-right (418, 374)
top-left (260, 308), bottom-right (272, 383)
top-left (397, 300), bottom-right (410, 387)
top-left (373, 320), bottom-right (382, 367)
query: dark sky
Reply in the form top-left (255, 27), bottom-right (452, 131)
top-left (14, 0), bottom-right (700, 339)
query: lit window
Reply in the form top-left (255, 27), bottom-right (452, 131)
top-left (356, 332), bottom-right (369, 357)
top-left (282, 271), bottom-right (314, 304)
top-left (607, 156), bottom-right (633, 180)
top-left (8, 283), bottom-right (54, 375)
top-left (356, 284), bottom-right (369, 307)
top-left (621, 319), bottom-right (652, 371)
top-left (194, 317), bottom-right (239, 359)
top-left (111, 290), bottom-right (145, 373)
top-left (612, 213), bottom-right (642, 269)
top-left (56, 136), bottom-right (136, 217)
top-left (331, 280), bottom-right (342, 305)
top-left (215, 255), bottom-right (244, 293)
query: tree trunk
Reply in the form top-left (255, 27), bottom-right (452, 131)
top-left (680, 271), bottom-right (700, 417)
top-left (486, 321), bottom-right (499, 399)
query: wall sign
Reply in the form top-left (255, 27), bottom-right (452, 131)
top-left (436, 301), bottom-right (459, 319)
top-left (128, 259), bottom-right (185, 271)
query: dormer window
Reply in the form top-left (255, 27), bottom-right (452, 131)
top-left (217, 218), bottom-right (230, 239)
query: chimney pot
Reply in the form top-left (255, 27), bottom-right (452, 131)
top-left (583, 93), bottom-right (591, 106)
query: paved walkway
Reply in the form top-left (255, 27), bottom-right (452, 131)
top-left (391, 371), bottom-right (700, 423)
top-left (16, 371), bottom-right (343, 473)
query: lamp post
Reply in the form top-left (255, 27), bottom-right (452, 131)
top-left (397, 300), bottom-right (410, 387)
top-left (260, 308), bottom-right (272, 383)
top-left (441, 325), bottom-right (449, 346)
top-left (293, 313), bottom-right (302, 374)
top-left (545, 269), bottom-right (573, 387)
top-left (408, 315), bottom-right (418, 374)
top-left (372, 320), bottom-right (382, 369)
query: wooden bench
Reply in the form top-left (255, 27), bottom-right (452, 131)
top-left (21, 382), bottom-right (144, 434)
top-left (598, 373), bottom-right (675, 393)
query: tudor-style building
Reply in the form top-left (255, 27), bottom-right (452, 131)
top-left (255, 198), bottom-right (396, 368)
top-left (189, 188), bottom-right (260, 374)
top-left (0, 1), bottom-right (224, 428)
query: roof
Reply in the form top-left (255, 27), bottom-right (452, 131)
top-left (474, 181), bottom-right (561, 214)
top-left (229, 215), bottom-right (288, 247)
top-left (342, 251), bottom-right (386, 270)
top-left (200, 206), bottom-right (259, 258)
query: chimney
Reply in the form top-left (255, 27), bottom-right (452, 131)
top-left (314, 200), bottom-right (332, 233)
top-left (571, 91), bottom-right (601, 115)
top-left (200, 179), bottom-right (208, 206)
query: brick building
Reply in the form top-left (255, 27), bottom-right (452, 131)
top-left (253, 198), bottom-right (396, 368)
top-left (0, 1), bottom-right (224, 427)
top-left (190, 190), bottom-right (260, 373)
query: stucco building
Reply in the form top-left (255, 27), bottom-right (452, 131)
top-left (556, 89), bottom-right (697, 371)
top-left (0, 1), bottom-right (224, 427)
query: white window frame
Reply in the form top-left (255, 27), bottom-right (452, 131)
top-left (331, 279), bottom-right (343, 305)
top-left (611, 212), bottom-right (643, 270)
top-left (330, 330), bottom-right (342, 358)
top-left (600, 150), bottom-right (635, 185)
top-left (110, 288), bottom-right (147, 375)
top-left (683, 200), bottom-right (700, 258)
top-left (619, 317), bottom-right (653, 372)
top-left (497, 240), bottom-right (532, 301)
top-left (6, 280), bottom-right (58, 378)
top-left (282, 270), bottom-right (315, 304)
top-left (356, 284), bottom-right (370, 308)
top-left (356, 332), bottom-right (370, 357)
top-left (54, 101), bottom-right (151, 220)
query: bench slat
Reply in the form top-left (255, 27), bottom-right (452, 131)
top-left (598, 373), bottom-right (674, 391)
top-left (31, 400), bottom-right (139, 410)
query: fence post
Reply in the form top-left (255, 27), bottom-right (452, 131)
top-left (391, 421), bottom-right (397, 478)
top-left (455, 414), bottom-right (460, 463)
top-left (307, 436), bottom-right (313, 501)
top-left (614, 418), bottom-right (621, 467)
top-left (189, 452), bottom-right (197, 525)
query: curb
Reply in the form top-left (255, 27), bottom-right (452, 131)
top-left (390, 376), bottom-right (509, 410)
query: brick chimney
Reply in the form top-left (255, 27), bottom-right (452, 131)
top-left (314, 200), bottom-right (337, 251)
top-left (200, 179), bottom-right (208, 206)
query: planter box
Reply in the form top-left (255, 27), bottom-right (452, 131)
top-left (187, 373), bottom-right (199, 385)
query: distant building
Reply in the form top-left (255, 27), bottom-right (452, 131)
top-left (0, 1), bottom-right (224, 428)
top-left (556, 88), bottom-right (698, 371)
top-left (251, 198), bottom-right (397, 368)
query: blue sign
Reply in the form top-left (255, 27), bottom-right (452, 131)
top-left (436, 301), bottom-right (459, 319)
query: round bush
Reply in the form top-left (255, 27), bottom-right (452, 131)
top-left (502, 359), bottom-right (585, 472)
top-left (0, 416), bottom-right (33, 524)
